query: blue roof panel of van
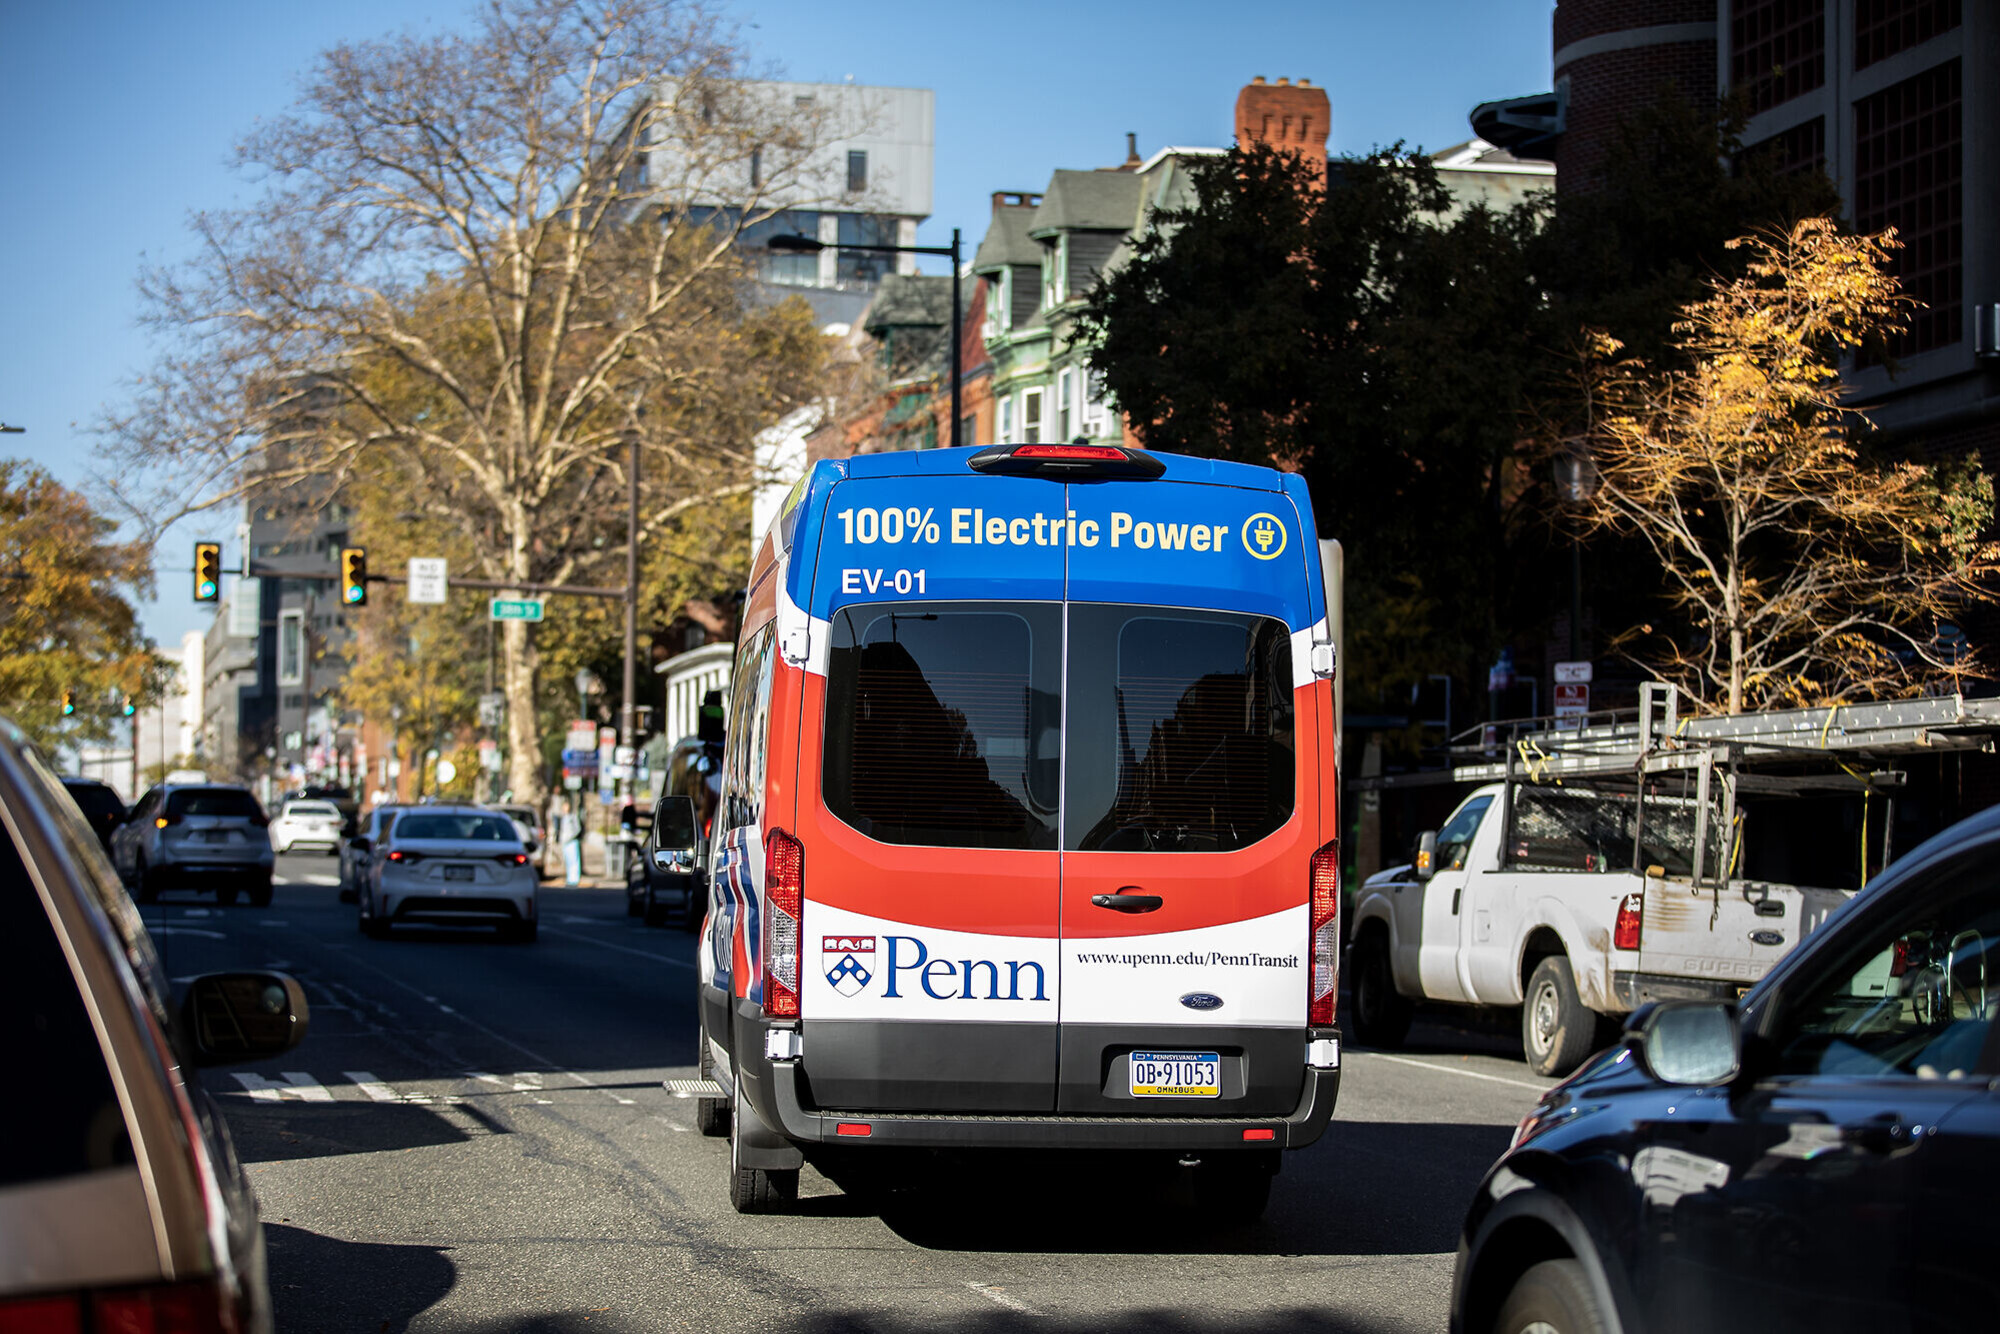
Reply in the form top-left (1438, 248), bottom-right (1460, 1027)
top-left (841, 446), bottom-right (1288, 493)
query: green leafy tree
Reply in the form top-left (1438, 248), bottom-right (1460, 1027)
top-left (0, 462), bottom-right (169, 748)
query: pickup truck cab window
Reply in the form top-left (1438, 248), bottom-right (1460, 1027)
top-left (1435, 796), bottom-right (1492, 873)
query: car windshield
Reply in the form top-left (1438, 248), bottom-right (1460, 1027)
top-left (165, 788), bottom-right (264, 820)
top-left (285, 801), bottom-right (340, 817)
top-left (394, 813), bottom-right (516, 842)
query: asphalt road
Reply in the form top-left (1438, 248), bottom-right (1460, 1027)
top-left (139, 853), bottom-right (1558, 1334)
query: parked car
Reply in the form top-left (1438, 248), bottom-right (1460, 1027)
top-left (358, 804), bottom-right (538, 941)
top-left (283, 783), bottom-right (358, 837)
top-left (625, 793), bottom-right (703, 927)
top-left (338, 803), bottom-right (409, 904)
top-left (270, 798), bottom-right (344, 855)
top-left (490, 802), bottom-right (546, 869)
top-left (1, 715), bottom-right (308, 1333)
top-left (110, 783), bottom-right (275, 906)
top-left (60, 775), bottom-right (126, 851)
top-left (1452, 802), bottom-right (2000, 1334)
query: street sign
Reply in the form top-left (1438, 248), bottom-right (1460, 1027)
top-left (1553, 660), bottom-right (1594, 685)
top-left (408, 557), bottom-right (448, 604)
top-left (477, 691), bottom-right (506, 728)
top-left (490, 598), bottom-right (545, 622)
top-left (1554, 681), bottom-right (1590, 728)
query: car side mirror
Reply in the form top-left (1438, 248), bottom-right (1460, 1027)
top-left (1414, 831), bottom-right (1438, 882)
top-left (1634, 1000), bottom-right (1739, 1085)
top-left (182, 971), bottom-right (310, 1067)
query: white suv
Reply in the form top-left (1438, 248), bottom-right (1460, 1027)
top-left (111, 784), bottom-right (276, 906)
top-left (271, 799), bottom-right (343, 855)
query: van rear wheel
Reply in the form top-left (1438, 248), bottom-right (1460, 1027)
top-left (727, 1088), bottom-right (797, 1214)
top-left (1349, 932), bottom-right (1413, 1049)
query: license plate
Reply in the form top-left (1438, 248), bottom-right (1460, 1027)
top-left (195, 831), bottom-right (229, 844)
top-left (443, 865), bottom-right (475, 882)
top-left (1129, 1050), bottom-right (1220, 1098)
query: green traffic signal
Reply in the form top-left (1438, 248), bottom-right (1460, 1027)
top-left (194, 542), bottom-right (221, 603)
top-left (60, 687), bottom-right (75, 717)
top-left (122, 698), bottom-right (136, 717)
top-left (340, 547), bottom-right (368, 606)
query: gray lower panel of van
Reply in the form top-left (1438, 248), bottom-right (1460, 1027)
top-left (1057, 1025), bottom-right (1307, 1117)
top-left (800, 1020), bottom-right (1056, 1113)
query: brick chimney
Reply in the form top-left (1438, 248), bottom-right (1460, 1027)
top-left (1235, 75), bottom-right (1330, 174)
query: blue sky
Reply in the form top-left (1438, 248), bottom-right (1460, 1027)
top-left (0, 0), bottom-right (1553, 650)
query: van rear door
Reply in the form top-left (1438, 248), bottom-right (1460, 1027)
top-left (1058, 479), bottom-right (1326, 1116)
top-left (797, 472), bottom-right (1066, 1112)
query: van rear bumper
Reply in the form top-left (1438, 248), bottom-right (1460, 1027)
top-left (746, 1022), bottom-right (1340, 1152)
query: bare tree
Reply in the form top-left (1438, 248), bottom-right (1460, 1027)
top-left (103, 0), bottom-right (839, 798)
top-left (1559, 219), bottom-right (1999, 714)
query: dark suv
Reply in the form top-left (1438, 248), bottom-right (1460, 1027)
top-left (61, 776), bottom-right (126, 850)
top-left (1453, 804), bottom-right (2000, 1334)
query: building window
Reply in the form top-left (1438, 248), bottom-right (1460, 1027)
top-left (999, 395), bottom-right (1014, 442)
top-left (960, 414), bottom-right (977, 448)
top-left (1856, 0), bottom-right (1960, 71)
top-left (277, 610), bottom-right (304, 687)
top-left (1855, 59), bottom-right (1962, 357)
top-left (1743, 116), bottom-right (1826, 177)
top-left (847, 150), bottom-right (868, 194)
top-left (984, 273), bottom-right (1007, 338)
top-left (749, 147), bottom-right (762, 190)
top-left (1085, 368), bottom-right (1114, 438)
top-left (1056, 369), bottom-right (1074, 441)
top-left (837, 213), bottom-right (895, 286)
top-left (1022, 388), bottom-right (1044, 444)
top-left (1731, 0), bottom-right (1825, 114)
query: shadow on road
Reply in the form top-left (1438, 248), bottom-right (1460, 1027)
top-left (436, 1308), bottom-right (1400, 1334)
top-left (265, 1223), bottom-right (456, 1333)
top-left (224, 1098), bottom-right (483, 1163)
top-left (806, 1118), bottom-right (1509, 1257)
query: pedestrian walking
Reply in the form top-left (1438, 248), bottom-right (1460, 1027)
top-left (557, 798), bottom-right (583, 887)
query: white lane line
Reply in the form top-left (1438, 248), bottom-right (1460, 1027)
top-left (258, 920), bottom-right (290, 927)
top-left (147, 927), bottom-right (227, 939)
top-left (652, 1115), bottom-right (692, 1134)
top-left (1364, 1052), bottom-right (1551, 1093)
top-left (540, 926), bottom-right (696, 970)
top-left (967, 1283), bottom-right (1036, 1315)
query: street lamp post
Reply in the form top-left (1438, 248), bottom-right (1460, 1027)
top-left (765, 229), bottom-right (964, 450)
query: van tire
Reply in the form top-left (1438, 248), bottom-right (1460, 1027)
top-left (217, 884), bottom-right (240, 907)
top-left (1523, 955), bottom-right (1598, 1077)
top-left (1493, 1259), bottom-right (1609, 1334)
top-left (727, 1088), bottom-right (797, 1213)
top-left (1348, 932), bottom-right (1413, 1049)
top-left (1192, 1153), bottom-right (1276, 1225)
top-left (248, 877), bottom-right (273, 908)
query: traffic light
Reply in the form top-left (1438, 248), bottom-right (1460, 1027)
top-left (60, 687), bottom-right (75, 717)
top-left (121, 696), bottom-right (136, 718)
top-left (193, 542), bottom-right (221, 602)
top-left (339, 547), bottom-right (368, 606)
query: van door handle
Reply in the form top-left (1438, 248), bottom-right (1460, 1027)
top-left (1092, 891), bottom-right (1163, 913)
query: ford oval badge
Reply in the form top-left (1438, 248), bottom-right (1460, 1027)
top-left (1750, 930), bottom-right (1785, 947)
top-left (1180, 992), bottom-right (1224, 1012)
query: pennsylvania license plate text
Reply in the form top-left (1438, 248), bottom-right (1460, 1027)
top-left (1129, 1050), bottom-right (1220, 1098)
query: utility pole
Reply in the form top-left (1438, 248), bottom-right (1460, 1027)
top-left (620, 423), bottom-right (640, 795)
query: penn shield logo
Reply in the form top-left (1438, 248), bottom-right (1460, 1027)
top-left (823, 935), bottom-right (876, 997)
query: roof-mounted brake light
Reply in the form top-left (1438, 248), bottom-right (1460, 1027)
top-left (968, 440), bottom-right (1165, 480)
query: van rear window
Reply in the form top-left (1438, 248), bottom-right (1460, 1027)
top-left (1065, 607), bottom-right (1295, 852)
top-left (823, 602), bottom-right (1061, 849)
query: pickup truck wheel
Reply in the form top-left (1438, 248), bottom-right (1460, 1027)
top-left (1523, 956), bottom-right (1599, 1076)
top-left (1492, 1259), bottom-right (1609, 1334)
top-left (1349, 934), bottom-right (1413, 1049)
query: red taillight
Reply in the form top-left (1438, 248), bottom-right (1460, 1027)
top-left (494, 853), bottom-right (529, 866)
top-left (1012, 443), bottom-right (1127, 461)
top-left (1891, 938), bottom-right (1910, 977)
top-left (1614, 892), bottom-right (1643, 952)
top-left (1243, 1128), bottom-right (1276, 1142)
top-left (835, 1122), bottom-right (871, 1137)
top-left (387, 849), bottom-right (420, 864)
top-left (763, 829), bottom-right (803, 1018)
top-left (1309, 839), bottom-right (1340, 1026)
top-left (0, 1293), bottom-right (81, 1333)
top-left (0, 1281), bottom-right (231, 1334)
top-left (93, 1281), bottom-right (229, 1334)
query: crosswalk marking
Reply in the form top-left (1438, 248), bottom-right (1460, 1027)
top-left (231, 1072), bottom-right (333, 1103)
top-left (470, 1070), bottom-right (544, 1092)
top-left (343, 1071), bottom-right (431, 1105)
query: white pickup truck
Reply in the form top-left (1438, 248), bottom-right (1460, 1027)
top-left (1346, 781), bottom-right (1854, 1074)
